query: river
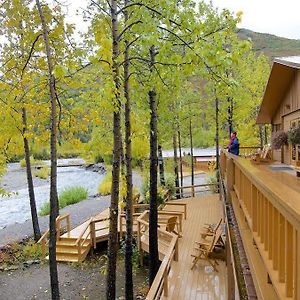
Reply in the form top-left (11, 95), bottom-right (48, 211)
top-left (0, 161), bottom-right (105, 229)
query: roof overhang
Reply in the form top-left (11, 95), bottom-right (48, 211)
top-left (256, 57), bottom-right (300, 124)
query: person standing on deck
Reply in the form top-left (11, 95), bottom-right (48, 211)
top-left (228, 131), bottom-right (239, 155)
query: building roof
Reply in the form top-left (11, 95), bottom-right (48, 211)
top-left (256, 56), bottom-right (300, 124)
top-left (162, 147), bottom-right (216, 158)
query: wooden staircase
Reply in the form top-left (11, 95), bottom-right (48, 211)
top-left (55, 237), bottom-right (91, 262)
top-left (39, 214), bottom-right (94, 263)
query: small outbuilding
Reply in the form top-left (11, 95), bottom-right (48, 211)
top-left (257, 56), bottom-right (300, 166)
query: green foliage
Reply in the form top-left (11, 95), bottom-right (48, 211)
top-left (39, 202), bottom-right (50, 216)
top-left (33, 166), bottom-right (50, 179)
top-left (119, 239), bottom-right (140, 274)
top-left (0, 239), bottom-right (42, 266)
top-left (98, 172), bottom-right (112, 195)
top-left (206, 170), bottom-right (219, 193)
top-left (20, 156), bottom-right (36, 168)
top-left (39, 186), bottom-right (88, 216)
top-left (288, 126), bottom-right (300, 145)
top-left (163, 173), bottom-right (176, 196)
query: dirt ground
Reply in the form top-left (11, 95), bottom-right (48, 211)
top-left (0, 247), bottom-right (148, 300)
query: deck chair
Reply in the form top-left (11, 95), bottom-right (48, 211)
top-left (158, 215), bottom-right (181, 237)
top-left (251, 145), bottom-right (272, 163)
top-left (191, 227), bottom-right (223, 271)
top-left (201, 218), bottom-right (222, 239)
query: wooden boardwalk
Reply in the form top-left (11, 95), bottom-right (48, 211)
top-left (161, 194), bottom-right (227, 300)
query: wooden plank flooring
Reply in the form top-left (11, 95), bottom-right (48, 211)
top-left (161, 194), bottom-right (227, 300)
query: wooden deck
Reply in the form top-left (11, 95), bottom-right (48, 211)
top-left (160, 194), bottom-right (227, 300)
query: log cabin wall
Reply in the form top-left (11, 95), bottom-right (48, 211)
top-left (271, 69), bottom-right (300, 164)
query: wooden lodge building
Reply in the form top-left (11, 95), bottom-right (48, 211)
top-left (257, 56), bottom-right (300, 165)
top-left (220, 56), bottom-right (300, 300)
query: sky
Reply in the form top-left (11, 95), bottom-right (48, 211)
top-left (65, 0), bottom-right (300, 40)
top-left (205, 0), bottom-right (300, 39)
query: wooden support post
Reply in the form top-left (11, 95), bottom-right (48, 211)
top-left (191, 186), bottom-right (195, 197)
top-left (90, 221), bottom-right (96, 249)
top-left (295, 230), bottom-right (300, 300)
top-left (252, 185), bottom-right (258, 232)
top-left (67, 214), bottom-right (71, 237)
top-left (56, 218), bottom-right (60, 241)
top-left (279, 214), bottom-right (286, 283)
top-left (285, 221), bottom-right (294, 297)
top-left (226, 158), bottom-right (234, 194)
top-left (273, 208), bottom-right (279, 271)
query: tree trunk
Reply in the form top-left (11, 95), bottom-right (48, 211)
top-left (22, 107), bottom-right (41, 242)
top-left (259, 125), bottom-right (264, 149)
top-left (158, 145), bottom-right (165, 186)
top-left (264, 125), bottom-right (268, 145)
top-left (215, 97), bottom-right (220, 192)
top-left (36, 1), bottom-right (60, 299)
top-left (173, 133), bottom-right (180, 199)
top-left (124, 1), bottom-right (133, 298)
top-left (178, 130), bottom-right (183, 197)
top-left (227, 96), bottom-right (233, 139)
top-left (149, 45), bottom-right (159, 286)
top-left (107, 1), bottom-right (121, 298)
top-left (189, 118), bottom-right (194, 188)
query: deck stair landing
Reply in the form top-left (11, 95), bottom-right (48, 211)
top-left (55, 237), bottom-right (91, 262)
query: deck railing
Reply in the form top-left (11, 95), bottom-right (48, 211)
top-left (221, 149), bottom-right (300, 299)
top-left (137, 211), bottom-right (178, 299)
top-left (175, 183), bottom-right (216, 197)
top-left (38, 213), bottom-right (70, 258)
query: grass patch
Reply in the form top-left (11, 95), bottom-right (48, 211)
top-left (19, 156), bottom-right (42, 168)
top-left (33, 166), bottom-right (50, 179)
top-left (0, 239), bottom-right (42, 266)
top-left (39, 186), bottom-right (88, 216)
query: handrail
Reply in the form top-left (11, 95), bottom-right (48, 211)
top-left (137, 210), bottom-right (179, 299)
top-left (38, 215), bottom-right (63, 258)
top-left (75, 218), bottom-right (93, 246)
top-left (222, 149), bottom-right (300, 299)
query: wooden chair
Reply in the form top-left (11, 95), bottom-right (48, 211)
top-left (191, 227), bottom-right (223, 271)
top-left (159, 190), bottom-right (187, 219)
top-left (251, 145), bottom-right (272, 163)
top-left (158, 215), bottom-right (181, 237)
top-left (201, 218), bottom-right (222, 239)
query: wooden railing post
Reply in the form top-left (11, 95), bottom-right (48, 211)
top-left (67, 214), bottom-right (71, 237)
top-left (163, 268), bottom-right (168, 297)
top-left (91, 220), bottom-right (96, 249)
top-left (226, 157), bottom-right (234, 195)
top-left (56, 217), bottom-right (60, 241)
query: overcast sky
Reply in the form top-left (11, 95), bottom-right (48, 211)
top-left (66, 0), bottom-right (300, 40)
top-left (205, 0), bottom-right (300, 39)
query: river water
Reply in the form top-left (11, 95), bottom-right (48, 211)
top-left (0, 163), bottom-right (105, 229)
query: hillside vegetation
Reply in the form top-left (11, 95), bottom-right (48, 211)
top-left (238, 28), bottom-right (300, 60)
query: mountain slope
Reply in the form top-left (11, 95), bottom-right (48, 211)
top-left (237, 28), bottom-right (300, 59)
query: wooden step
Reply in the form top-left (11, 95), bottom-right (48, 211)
top-left (57, 239), bottom-right (91, 248)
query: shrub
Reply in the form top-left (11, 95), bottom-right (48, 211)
top-left (39, 186), bottom-right (88, 216)
top-left (288, 126), bottom-right (300, 145)
top-left (20, 156), bottom-right (35, 168)
top-left (98, 172), bottom-right (112, 195)
top-left (33, 166), bottom-right (50, 179)
top-left (271, 130), bottom-right (288, 149)
top-left (164, 173), bottom-right (176, 196)
top-left (39, 202), bottom-right (50, 216)
top-left (206, 170), bottom-right (219, 193)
